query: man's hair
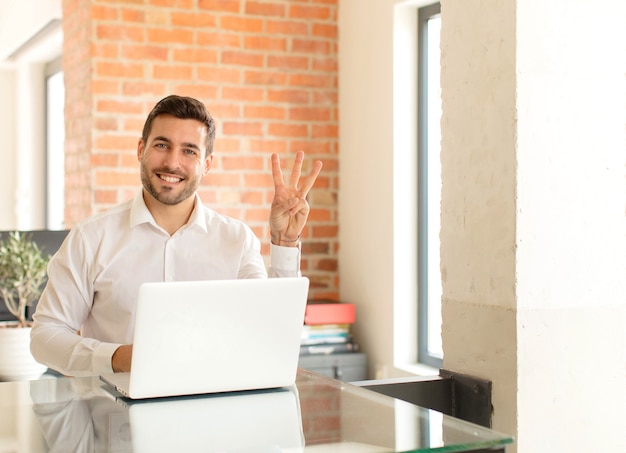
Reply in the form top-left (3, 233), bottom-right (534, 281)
top-left (141, 95), bottom-right (216, 156)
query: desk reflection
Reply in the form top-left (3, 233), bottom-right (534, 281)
top-left (31, 377), bottom-right (304, 453)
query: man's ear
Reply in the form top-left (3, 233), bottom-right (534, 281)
top-left (137, 139), bottom-right (145, 161)
top-left (203, 154), bottom-right (213, 176)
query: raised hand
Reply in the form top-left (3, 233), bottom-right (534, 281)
top-left (270, 151), bottom-right (323, 247)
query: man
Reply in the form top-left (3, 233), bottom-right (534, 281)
top-left (30, 95), bottom-right (323, 377)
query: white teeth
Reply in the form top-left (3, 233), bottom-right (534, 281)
top-left (160, 175), bottom-right (182, 183)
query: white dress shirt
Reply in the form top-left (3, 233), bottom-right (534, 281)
top-left (31, 191), bottom-right (301, 377)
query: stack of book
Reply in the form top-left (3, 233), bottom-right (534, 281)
top-left (300, 301), bottom-right (359, 356)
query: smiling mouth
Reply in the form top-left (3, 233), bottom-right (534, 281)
top-left (158, 174), bottom-right (183, 183)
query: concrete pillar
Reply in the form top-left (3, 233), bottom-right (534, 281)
top-left (440, 0), bottom-right (626, 451)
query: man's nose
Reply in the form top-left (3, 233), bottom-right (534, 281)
top-left (162, 149), bottom-right (182, 169)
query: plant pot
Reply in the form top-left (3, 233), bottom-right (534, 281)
top-left (0, 322), bottom-right (47, 381)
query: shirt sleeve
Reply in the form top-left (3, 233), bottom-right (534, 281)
top-left (268, 243), bottom-right (301, 278)
top-left (30, 228), bottom-right (118, 377)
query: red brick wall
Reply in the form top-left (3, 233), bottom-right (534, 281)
top-left (61, 0), bottom-right (339, 300)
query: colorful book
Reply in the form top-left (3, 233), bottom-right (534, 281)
top-left (304, 302), bottom-right (355, 325)
top-left (299, 341), bottom-right (360, 356)
top-left (300, 324), bottom-right (351, 345)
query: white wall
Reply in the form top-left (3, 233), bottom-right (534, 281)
top-left (340, 0), bottom-right (626, 451)
top-left (339, 0), bottom-right (433, 380)
top-left (0, 0), bottom-right (62, 230)
top-left (0, 69), bottom-right (17, 229)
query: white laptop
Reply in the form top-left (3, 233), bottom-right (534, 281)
top-left (100, 277), bottom-right (309, 399)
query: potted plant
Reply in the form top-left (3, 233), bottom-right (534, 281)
top-left (0, 231), bottom-right (50, 381)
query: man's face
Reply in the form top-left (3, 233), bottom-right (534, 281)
top-left (137, 114), bottom-right (212, 206)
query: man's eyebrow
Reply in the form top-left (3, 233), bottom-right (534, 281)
top-left (181, 142), bottom-right (201, 151)
top-left (152, 136), bottom-right (201, 152)
top-left (152, 136), bottom-right (172, 143)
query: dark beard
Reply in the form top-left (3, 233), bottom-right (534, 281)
top-left (140, 163), bottom-right (198, 206)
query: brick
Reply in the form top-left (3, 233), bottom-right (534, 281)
top-left (302, 240), bottom-right (330, 255)
top-left (121, 8), bottom-right (144, 23)
top-left (220, 16), bottom-right (264, 33)
top-left (312, 225), bottom-right (339, 238)
top-left (289, 5), bottom-right (331, 20)
top-left (222, 121), bottom-right (264, 136)
top-left (94, 117), bottom-right (119, 131)
top-left (173, 48), bottom-right (218, 64)
top-left (267, 55), bottom-right (308, 70)
top-left (146, 28), bottom-right (193, 45)
top-left (172, 11), bottom-right (217, 28)
top-left (267, 123), bottom-right (308, 138)
top-left (307, 208), bottom-right (332, 222)
top-left (312, 124), bottom-right (338, 138)
top-left (243, 69), bottom-right (287, 85)
top-left (313, 90), bottom-right (338, 104)
top-left (240, 190), bottom-right (265, 204)
top-left (90, 153), bottom-right (119, 167)
top-left (95, 170), bottom-right (140, 186)
top-left (151, 0), bottom-right (194, 7)
top-left (152, 64), bottom-right (193, 80)
top-left (205, 103), bottom-right (241, 118)
top-left (245, 2), bottom-right (286, 17)
top-left (312, 57), bottom-right (338, 72)
top-left (266, 19), bottom-right (309, 36)
top-left (145, 9), bottom-right (170, 25)
top-left (289, 107), bottom-right (330, 122)
top-left (243, 172), bottom-right (273, 188)
top-left (94, 134), bottom-right (138, 151)
top-left (202, 173), bottom-right (242, 186)
top-left (91, 79), bottom-right (120, 95)
top-left (122, 81), bottom-right (167, 96)
top-left (173, 84), bottom-right (219, 100)
top-left (97, 99), bottom-right (144, 114)
top-left (247, 139), bottom-right (287, 153)
top-left (221, 50), bottom-right (264, 67)
top-left (315, 258), bottom-right (337, 271)
top-left (92, 42), bottom-right (119, 59)
top-left (96, 61), bottom-right (145, 78)
top-left (288, 73), bottom-right (333, 88)
top-left (198, 0), bottom-right (240, 13)
top-left (244, 36), bottom-right (287, 52)
top-left (312, 23), bottom-right (338, 39)
top-left (267, 89), bottom-right (310, 104)
top-left (244, 105), bottom-right (286, 120)
top-left (197, 31), bottom-right (241, 48)
top-left (290, 140), bottom-right (332, 154)
top-left (222, 86), bottom-right (264, 102)
top-left (92, 4), bottom-right (119, 21)
top-left (95, 189), bottom-right (118, 204)
top-left (96, 24), bottom-right (145, 42)
top-left (221, 155), bottom-right (265, 170)
top-left (121, 153), bottom-right (140, 168)
top-left (121, 44), bottom-right (169, 61)
top-left (244, 207), bottom-right (271, 222)
top-left (197, 66), bottom-right (242, 83)
top-left (292, 39), bottom-right (330, 54)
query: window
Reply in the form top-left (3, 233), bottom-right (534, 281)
top-left (45, 57), bottom-right (65, 230)
top-left (417, 3), bottom-right (442, 368)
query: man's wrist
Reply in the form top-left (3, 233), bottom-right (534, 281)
top-left (271, 234), bottom-right (301, 247)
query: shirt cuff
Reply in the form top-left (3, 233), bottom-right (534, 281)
top-left (93, 342), bottom-right (121, 375)
top-left (269, 242), bottom-right (301, 274)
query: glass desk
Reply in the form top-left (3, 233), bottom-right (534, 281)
top-left (0, 369), bottom-right (513, 452)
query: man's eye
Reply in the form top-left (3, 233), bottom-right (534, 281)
top-left (155, 143), bottom-right (167, 149)
top-left (184, 149), bottom-right (198, 156)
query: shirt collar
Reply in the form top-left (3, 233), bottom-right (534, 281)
top-left (129, 190), bottom-right (207, 233)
